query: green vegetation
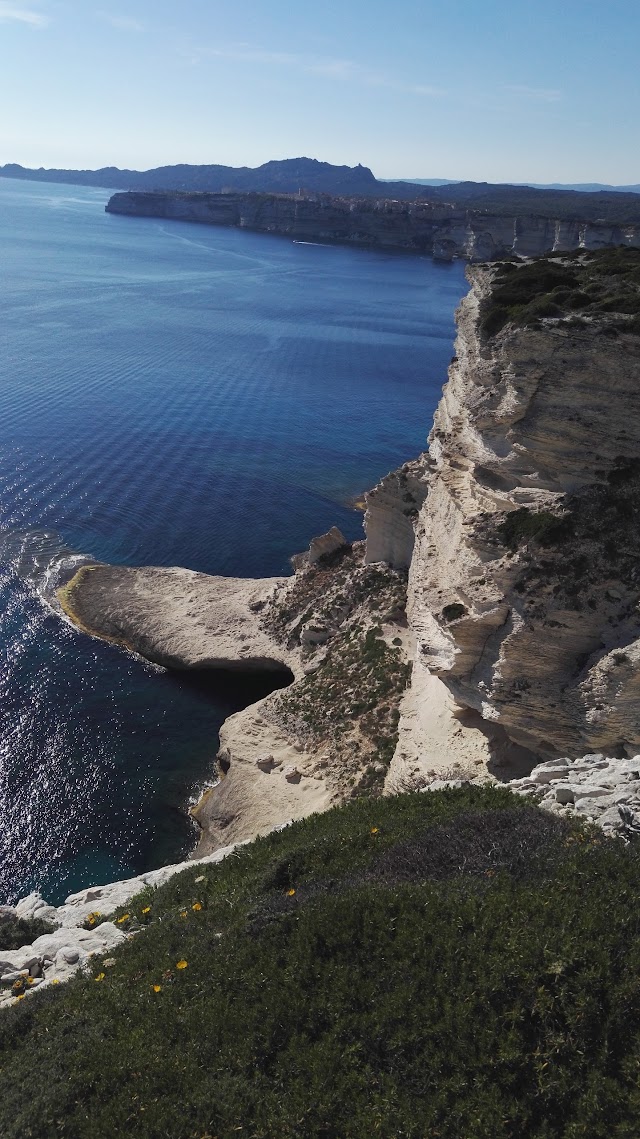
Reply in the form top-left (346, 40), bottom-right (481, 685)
top-left (498, 508), bottom-right (570, 551)
top-left (262, 546), bottom-right (405, 649)
top-left (437, 182), bottom-right (640, 224)
top-left (276, 621), bottom-right (412, 780)
top-left (442, 602), bottom-right (467, 621)
top-left (0, 913), bottom-right (54, 952)
top-left (481, 247), bottom-right (640, 338)
top-left (263, 545), bottom-right (410, 790)
top-left (502, 459), bottom-right (640, 613)
top-left (4, 788), bottom-right (640, 1136)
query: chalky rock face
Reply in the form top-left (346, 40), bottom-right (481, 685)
top-left (307, 526), bottom-right (348, 566)
top-left (364, 458), bottom-right (430, 570)
top-left (106, 192), bottom-right (640, 260)
top-left (408, 266), bottom-right (640, 759)
top-left (57, 565), bottom-right (294, 673)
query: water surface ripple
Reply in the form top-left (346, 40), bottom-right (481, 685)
top-left (0, 178), bottom-right (467, 903)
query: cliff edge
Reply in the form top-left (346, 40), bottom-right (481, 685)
top-left (366, 247), bottom-right (640, 787)
top-left (56, 247), bottom-right (640, 850)
top-left (105, 190), bottom-right (640, 260)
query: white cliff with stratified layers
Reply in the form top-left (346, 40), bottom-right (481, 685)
top-left (375, 261), bottom-right (640, 788)
top-left (7, 256), bottom-right (640, 1010)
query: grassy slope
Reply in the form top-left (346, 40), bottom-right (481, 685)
top-left (2, 787), bottom-right (640, 1138)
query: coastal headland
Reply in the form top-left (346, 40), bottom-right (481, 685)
top-left (57, 247), bottom-right (640, 865)
top-left (57, 535), bottom-right (421, 855)
top-left (105, 188), bottom-right (640, 260)
top-left (3, 244), bottom-right (639, 1025)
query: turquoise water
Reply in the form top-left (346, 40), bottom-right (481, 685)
top-left (0, 177), bottom-right (468, 903)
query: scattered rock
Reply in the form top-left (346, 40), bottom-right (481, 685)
top-left (530, 764), bottom-right (571, 785)
top-left (553, 785), bottom-right (575, 804)
top-left (308, 527), bottom-right (348, 566)
top-left (58, 948), bottom-right (80, 965)
top-left (300, 622), bottom-right (331, 647)
top-left (506, 753), bottom-right (640, 839)
top-left (255, 754), bottom-right (276, 772)
top-left (0, 838), bottom-right (245, 1000)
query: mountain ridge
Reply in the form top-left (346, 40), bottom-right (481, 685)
top-left (3, 156), bottom-right (640, 214)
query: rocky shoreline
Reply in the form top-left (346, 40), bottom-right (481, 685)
top-left (54, 249), bottom-right (640, 853)
top-left (5, 248), bottom-right (639, 1009)
top-left (0, 838), bottom-right (244, 1008)
top-left (56, 532), bottom-right (415, 856)
top-left (5, 748), bottom-right (640, 1008)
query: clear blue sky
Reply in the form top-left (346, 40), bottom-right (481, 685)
top-left (1, 0), bottom-right (638, 183)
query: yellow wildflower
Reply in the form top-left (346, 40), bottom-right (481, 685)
top-left (370, 827), bottom-right (379, 835)
top-left (192, 902), bottom-right (202, 912)
top-left (286, 888), bottom-right (296, 897)
top-left (116, 913), bottom-right (130, 924)
top-left (141, 906), bottom-right (151, 915)
top-left (176, 960), bottom-right (188, 970)
top-left (51, 979), bottom-right (60, 985)
top-left (15, 994), bottom-right (25, 1001)
top-left (94, 973), bottom-right (106, 982)
top-left (152, 984), bottom-right (162, 993)
top-left (180, 910), bottom-right (188, 919)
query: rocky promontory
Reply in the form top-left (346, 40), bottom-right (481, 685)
top-left (55, 247), bottom-right (640, 849)
top-left (105, 189), bottom-right (640, 260)
top-left (5, 244), bottom-right (640, 1014)
top-left (54, 246), bottom-right (640, 885)
top-left (366, 247), bottom-right (640, 788)
top-left (57, 536), bottom-right (412, 855)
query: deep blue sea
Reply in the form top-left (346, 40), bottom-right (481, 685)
top-left (0, 177), bottom-right (468, 904)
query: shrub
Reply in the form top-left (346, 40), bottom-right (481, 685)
top-left (481, 249), bottom-right (640, 340)
top-left (442, 602), bottom-right (467, 621)
top-left (3, 789), bottom-right (640, 1137)
top-left (498, 507), bottom-right (571, 550)
top-left (0, 913), bottom-right (54, 952)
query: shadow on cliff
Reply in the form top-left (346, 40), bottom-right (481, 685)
top-left (164, 664), bottom-right (294, 717)
top-left (452, 704), bottom-right (542, 781)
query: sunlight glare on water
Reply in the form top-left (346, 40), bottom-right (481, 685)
top-left (0, 177), bottom-right (468, 903)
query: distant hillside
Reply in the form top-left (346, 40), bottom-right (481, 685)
top-left (528, 181), bottom-right (640, 193)
top-left (430, 181), bottom-right (640, 222)
top-left (396, 177), bottom-right (640, 195)
top-left (0, 157), bottom-right (424, 201)
top-left (3, 157), bottom-right (640, 221)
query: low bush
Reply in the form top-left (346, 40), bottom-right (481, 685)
top-left (442, 601), bottom-right (467, 621)
top-left (481, 247), bottom-right (640, 339)
top-left (498, 507), bottom-right (571, 550)
top-left (0, 913), bottom-right (54, 952)
top-left (2, 788), bottom-right (640, 1136)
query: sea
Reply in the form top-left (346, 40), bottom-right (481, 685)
top-left (0, 177), bottom-right (468, 904)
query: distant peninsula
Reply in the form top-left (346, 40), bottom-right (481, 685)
top-left (4, 155), bottom-right (640, 221)
top-left (104, 188), bottom-right (640, 261)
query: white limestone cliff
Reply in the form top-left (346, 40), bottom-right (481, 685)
top-left (378, 262), bottom-right (640, 789)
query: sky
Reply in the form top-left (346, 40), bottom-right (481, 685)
top-left (1, 0), bottom-right (639, 184)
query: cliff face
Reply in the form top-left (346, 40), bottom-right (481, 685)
top-left (370, 252), bottom-right (640, 777)
top-left (105, 191), bottom-right (640, 260)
